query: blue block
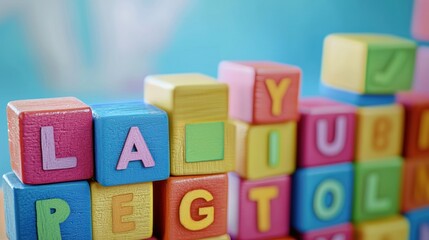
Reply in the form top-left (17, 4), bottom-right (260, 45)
top-left (2, 172), bottom-right (92, 239)
top-left (320, 84), bottom-right (395, 106)
top-left (92, 101), bottom-right (170, 186)
top-left (292, 163), bottom-right (353, 232)
top-left (406, 207), bottom-right (429, 240)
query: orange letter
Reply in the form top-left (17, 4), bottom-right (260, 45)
top-left (415, 165), bottom-right (429, 202)
top-left (372, 117), bottom-right (391, 151)
top-left (112, 193), bottom-right (135, 233)
top-left (248, 186), bottom-right (279, 232)
top-left (265, 78), bottom-right (291, 117)
top-left (419, 110), bottom-right (429, 151)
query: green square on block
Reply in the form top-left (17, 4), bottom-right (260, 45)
top-left (365, 39), bottom-right (416, 94)
top-left (185, 122), bottom-right (225, 162)
top-left (353, 157), bottom-right (403, 223)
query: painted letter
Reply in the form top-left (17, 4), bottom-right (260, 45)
top-left (36, 198), bottom-right (71, 239)
top-left (179, 189), bottom-right (214, 231)
top-left (365, 173), bottom-right (390, 212)
top-left (313, 180), bottom-right (344, 220)
top-left (316, 116), bottom-right (347, 156)
top-left (117, 127), bottom-right (155, 170)
top-left (372, 117), bottom-right (391, 151)
top-left (414, 165), bottom-right (429, 202)
top-left (249, 186), bottom-right (279, 232)
top-left (265, 78), bottom-right (291, 117)
top-left (41, 126), bottom-right (77, 170)
top-left (112, 193), bottom-right (135, 233)
top-left (268, 130), bottom-right (280, 167)
top-left (419, 110), bottom-right (429, 150)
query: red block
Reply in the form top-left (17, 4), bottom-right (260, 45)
top-left (299, 223), bottom-right (353, 240)
top-left (397, 92), bottom-right (429, 159)
top-left (218, 61), bottom-right (301, 124)
top-left (154, 174), bottom-right (228, 240)
top-left (7, 97), bottom-right (93, 184)
top-left (228, 173), bottom-right (291, 240)
top-left (298, 98), bottom-right (356, 167)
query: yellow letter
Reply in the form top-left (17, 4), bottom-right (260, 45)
top-left (415, 165), bottom-right (429, 202)
top-left (419, 110), bottom-right (429, 150)
top-left (179, 189), bottom-right (214, 231)
top-left (265, 78), bottom-right (291, 117)
top-left (248, 186), bottom-right (279, 232)
top-left (112, 193), bottom-right (135, 233)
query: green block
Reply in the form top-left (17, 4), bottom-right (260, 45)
top-left (365, 38), bottom-right (416, 93)
top-left (353, 157), bottom-right (403, 223)
top-left (185, 122), bottom-right (224, 162)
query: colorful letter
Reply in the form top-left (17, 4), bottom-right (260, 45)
top-left (316, 116), bottom-right (347, 156)
top-left (112, 193), bottom-right (135, 233)
top-left (116, 127), bottom-right (155, 170)
top-left (249, 186), bottom-right (279, 232)
top-left (372, 117), bottom-right (391, 151)
top-left (313, 180), bottom-right (344, 220)
top-left (268, 130), bottom-right (280, 167)
top-left (41, 126), bottom-right (77, 170)
top-left (265, 78), bottom-right (291, 117)
top-left (365, 174), bottom-right (390, 212)
top-left (36, 198), bottom-right (71, 239)
top-left (419, 110), bottom-right (429, 150)
top-left (179, 189), bottom-right (214, 231)
top-left (415, 166), bottom-right (429, 202)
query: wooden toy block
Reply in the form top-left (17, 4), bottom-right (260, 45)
top-left (90, 181), bottom-right (153, 239)
top-left (322, 34), bottom-right (416, 94)
top-left (144, 74), bottom-right (235, 176)
top-left (413, 47), bottom-right (429, 93)
top-left (228, 173), bottom-right (291, 240)
top-left (298, 98), bottom-right (356, 167)
top-left (299, 223), bottom-right (353, 240)
top-left (6, 97), bottom-right (93, 185)
top-left (0, 190), bottom-right (6, 240)
top-left (355, 105), bottom-right (404, 161)
top-left (402, 157), bottom-right (429, 212)
top-left (218, 61), bottom-right (301, 124)
top-left (320, 84), bottom-right (395, 107)
top-left (91, 102), bottom-right (169, 186)
top-left (355, 216), bottom-right (409, 240)
top-left (232, 120), bottom-right (296, 180)
top-left (2, 172), bottom-right (92, 239)
top-left (412, 0), bottom-right (429, 41)
top-left (406, 207), bottom-right (429, 240)
top-left (153, 174), bottom-right (228, 240)
top-left (353, 157), bottom-right (402, 223)
top-left (292, 163), bottom-right (353, 232)
top-left (397, 92), bottom-right (429, 159)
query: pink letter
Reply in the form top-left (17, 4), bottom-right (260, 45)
top-left (116, 127), bottom-right (155, 170)
top-left (41, 126), bottom-right (77, 170)
top-left (316, 116), bottom-right (347, 156)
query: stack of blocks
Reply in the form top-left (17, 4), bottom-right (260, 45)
top-left (218, 61), bottom-right (301, 239)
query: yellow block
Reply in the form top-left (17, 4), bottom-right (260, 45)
top-left (233, 120), bottom-right (296, 179)
top-left (144, 74), bottom-right (235, 176)
top-left (355, 105), bottom-right (404, 161)
top-left (0, 190), bottom-right (7, 240)
top-left (90, 181), bottom-right (153, 240)
top-left (200, 234), bottom-right (231, 240)
top-left (355, 216), bottom-right (409, 240)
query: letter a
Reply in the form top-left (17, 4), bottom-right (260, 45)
top-left (41, 126), bottom-right (77, 170)
top-left (116, 127), bottom-right (155, 170)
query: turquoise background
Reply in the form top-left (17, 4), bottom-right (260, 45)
top-left (0, 0), bottom-right (415, 174)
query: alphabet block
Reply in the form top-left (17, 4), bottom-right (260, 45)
top-left (355, 105), bottom-right (404, 161)
top-left (218, 61), bottom-right (301, 124)
top-left (232, 120), bottom-right (296, 180)
top-left (298, 98), bottom-right (356, 167)
top-left (144, 74), bottom-right (235, 176)
top-left (6, 97), bottom-right (93, 184)
top-left (355, 216), bottom-right (409, 240)
top-left (412, 0), bottom-right (429, 41)
top-left (90, 181), bottom-right (153, 239)
top-left (2, 172), bottom-right (92, 239)
top-left (292, 163), bottom-right (353, 232)
top-left (397, 92), bottom-right (429, 159)
top-left (299, 223), bottom-right (353, 240)
top-left (402, 157), bottom-right (429, 212)
top-left (228, 173), bottom-right (291, 240)
top-left (413, 47), bottom-right (429, 93)
top-left (353, 157), bottom-right (402, 223)
top-left (406, 207), bottom-right (429, 240)
top-left (320, 84), bottom-right (395, 106)
top-left (0, 190), bottom-right (5, 240)
top-left (153, 174), bottom-right (228, 240)
top-left (91, 102), bottom-right (170, 186)
top-left (322, 34), bottom-right (416, 94)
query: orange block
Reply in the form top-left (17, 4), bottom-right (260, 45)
top-left (402, 157), bottom-right (429, 212)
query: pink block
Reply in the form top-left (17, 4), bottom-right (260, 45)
top-left (413, 47), bottom-right (429, 93)
top-left (7, 97), bottom-right (94, 185)
top-left (300, 223), bottom-right (353, 240)
top-left (412, 0), bottom-right (429, 41)
top-left (218, 61), bottom-right (301, 124)
top-left (228, 173), bottom-right (291, 240)
top-left (298, 98), bottom-right (356, 168)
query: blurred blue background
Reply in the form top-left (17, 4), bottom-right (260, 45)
top-left (0, 0), bottom-right (414, 174)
